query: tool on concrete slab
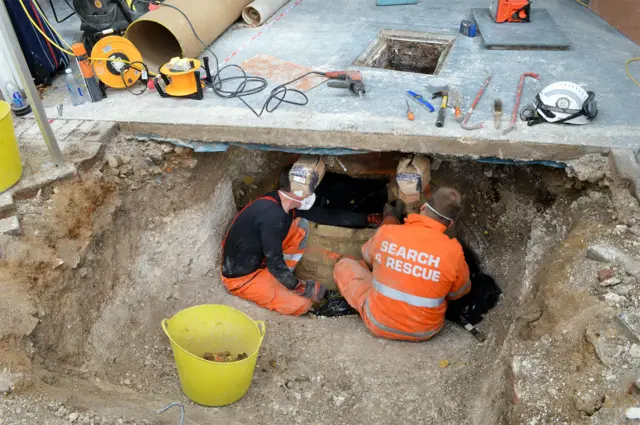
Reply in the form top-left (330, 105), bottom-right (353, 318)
top-left (493, 98), bottom-right (503, 129)
top-left (72, 43), bottom-right (103, 102)
top-left (490, 0), bottom-right (531, 23)
top-left (323, 71), bottom-right (365, 97)
top-left (427, 78), bottom-right (449, 94)
top-left (155, 56), bottom-right (213, 100)
top-left (450, 89), bottom-right (463, 121)
top-left (407, 91), bottom-right (435, 112)
top-left (377, 0), bottom-right (417, 5)
top-left (432, 90), bottom-right (449, 128)
top-left (405, 100), bottom-right (414, 121)
top-left (460, 20), bottom-right (477, 37)
top-left (521, 81), bottom-right (598, 127)
top-left (503, 72), bottom-right (539, 134)
top-left (462, 75), bottom-right (492, 130)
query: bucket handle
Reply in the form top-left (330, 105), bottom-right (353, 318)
top-left (255, 320), bottom-right (266, 341)
top-left (161, 318), bottom-right (170, 337)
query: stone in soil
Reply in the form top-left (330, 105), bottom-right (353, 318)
top-left (598, 269), bottom-right (614, 282)
top-left (105, 155), bottom-right (119, 169)
top-left (573, 389), bottom-right (604, 416)
top-left (599, 277), bottom-right (621, 287)
top-left (586, 244), bottom-right (640, 278)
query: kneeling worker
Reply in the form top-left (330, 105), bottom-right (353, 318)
top-left (221, 164), bottom-right (327, 316)
top-left (333, 187), bottom-right (471, 341)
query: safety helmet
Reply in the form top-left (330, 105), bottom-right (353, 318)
top-left (521, 82), bottom-right (597, 126)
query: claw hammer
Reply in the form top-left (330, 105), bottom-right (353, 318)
top-left (432, 89), bottom-right (449, 127)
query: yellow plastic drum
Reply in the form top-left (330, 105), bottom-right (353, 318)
top-left (162, 304), bottom-right (266, 406)
top-left (0, 101), bottom-right (22, 193)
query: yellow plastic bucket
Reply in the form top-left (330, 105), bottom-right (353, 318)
top-left (0, 101), bottom-right (22, 193)
top-left (161, 304), bottom-right (265, 406)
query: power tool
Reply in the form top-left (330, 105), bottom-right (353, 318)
top-left (322, 71), bottom-right (365, 98)
top-left (490, 0), bottom-right (531, 23)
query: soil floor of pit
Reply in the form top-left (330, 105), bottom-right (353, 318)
top-left (1, 138), bottom-right (640, 425)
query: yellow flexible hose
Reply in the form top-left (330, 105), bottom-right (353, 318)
top-left (31, 0), bottom-right (72, 49)
top-left (627, 58), bottom-right (640, 87)
top-left (17, 0), bottom-right (151, 73)
top-left (17, 0), bottom-right (73, 54)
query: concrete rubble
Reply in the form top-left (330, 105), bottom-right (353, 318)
top-left (586, 244), bottom-right (640, 279)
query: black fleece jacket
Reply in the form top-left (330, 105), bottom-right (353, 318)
top-left (221, 191), bottom-right (298, 289)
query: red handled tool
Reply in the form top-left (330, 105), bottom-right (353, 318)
top-left (322, 71), bottom-right (365, 97)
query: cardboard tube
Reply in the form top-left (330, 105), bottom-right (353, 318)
top-left (242, 0), bottom-right (288, 26)
top-left (126, 0), bottom-right (253, 71)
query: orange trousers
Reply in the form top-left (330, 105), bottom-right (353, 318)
top-left (221, 218), bottom-right (312, 316)
top-left (333, 258), bottom-right (442, 341)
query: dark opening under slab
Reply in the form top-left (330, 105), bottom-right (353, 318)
top-left (354, 30), bottom-right (455, 75)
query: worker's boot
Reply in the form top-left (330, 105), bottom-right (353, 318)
top-left (294, 280), bottom-right (327, 303)
top-left (311, 290), bottom-right (358, 317)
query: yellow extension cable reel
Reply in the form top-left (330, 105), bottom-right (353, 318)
top-left (91, 36), bottom-right (144, 89)
top-left (155, 57), bottom-right (212, 100)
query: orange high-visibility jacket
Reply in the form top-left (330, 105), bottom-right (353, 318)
top-left (361, 214), bottom-right (471, 341)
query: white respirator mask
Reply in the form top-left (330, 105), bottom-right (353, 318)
top-left (279, 191), bottom-right (316, 211)
top-left (297, 193), bottom-right (316, 211)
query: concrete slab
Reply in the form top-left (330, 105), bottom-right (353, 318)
top-left (42, 0), bottom-right (640, 161)
top-left (472, 8), bottom-right (571, 50)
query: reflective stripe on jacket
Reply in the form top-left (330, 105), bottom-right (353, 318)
top-left (362, 214), bottom-right (471, 340)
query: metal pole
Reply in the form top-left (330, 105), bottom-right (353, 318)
top-left (0, 0), bottom-right (65, 166)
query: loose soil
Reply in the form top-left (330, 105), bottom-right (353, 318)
top-left (1, 138), bottom-right (639, 425)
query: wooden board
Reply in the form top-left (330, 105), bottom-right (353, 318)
top-left (590, 0), bottom-right (640, 45)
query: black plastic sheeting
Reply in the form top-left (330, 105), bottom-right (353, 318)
top-left (297, 173), bottom-right (389, 228)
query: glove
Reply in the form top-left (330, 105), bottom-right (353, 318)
top-left (383, 200), bottom-right (404, 223)
top-left (366, 213), bottom-right (382, 228)
top-left (294, 280), bottom-right (327, 303)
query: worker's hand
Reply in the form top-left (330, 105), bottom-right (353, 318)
top-left (294, 280), bottom-right (327, 303)
top-left (383, 201), bottom-right (404, 223)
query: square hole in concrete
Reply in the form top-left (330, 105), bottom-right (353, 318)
top-left (354, 30), bottom-right (455, 75)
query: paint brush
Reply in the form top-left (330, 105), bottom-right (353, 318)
top-left (493, 98), bottom-right (503, 129)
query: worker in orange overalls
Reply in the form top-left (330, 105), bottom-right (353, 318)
top-left (333, 187), bottom-right (471, 341)
top-left (221, 166), bottom-right (327, 316)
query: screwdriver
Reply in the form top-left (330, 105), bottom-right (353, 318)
top-left (405, 100), bottom-right (414, 121)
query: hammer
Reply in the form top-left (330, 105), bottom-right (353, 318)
top-left (432, 90), bottom-right (449, 127)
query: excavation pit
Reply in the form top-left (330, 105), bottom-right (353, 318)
top-left (2, 145), bottom-right (606, 424)
top-left (353, 30), bottom-right (455, 75)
